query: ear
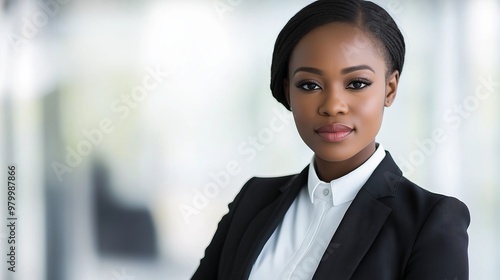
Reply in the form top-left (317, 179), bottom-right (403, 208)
top-left (283, 78), bottom-right (291, 108)
top-left (384, 70), bottom-right (399, 107)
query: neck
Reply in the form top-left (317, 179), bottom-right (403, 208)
top-left (314, 141), bottom-right (377, 182)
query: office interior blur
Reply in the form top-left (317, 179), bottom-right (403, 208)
top-left (0, 0), bottom-right (499, 279)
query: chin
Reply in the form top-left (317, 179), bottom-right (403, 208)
top-left (314, 149), bottom-right (358, 163)
top-left (308, 142), bottom-right (360, 163)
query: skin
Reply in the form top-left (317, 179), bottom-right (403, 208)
top-left (283, 22), bottom-right (399, 182)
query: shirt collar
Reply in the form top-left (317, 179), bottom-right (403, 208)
top-left (307, 143), bottom-right (386, 206)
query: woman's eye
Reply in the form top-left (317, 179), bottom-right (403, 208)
top-left (297, 82), bottom-right (321, 91)
top-left (346, 80), bottom-right (371, 89)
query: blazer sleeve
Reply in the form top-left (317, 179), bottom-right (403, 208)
top-left (191, 177), bottom-right (255, 280)
top-left (404, 196), bottom-right (471, 280)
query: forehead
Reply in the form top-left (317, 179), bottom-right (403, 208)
top-left (288, 22), bottom-right (386, 73)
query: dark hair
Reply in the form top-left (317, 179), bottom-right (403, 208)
top-left (270, 0), bottom-right (406, 110)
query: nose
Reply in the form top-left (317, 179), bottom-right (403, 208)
top-left (318, 88), bottom-right (349, 116)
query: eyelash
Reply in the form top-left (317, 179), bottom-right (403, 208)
top-left (295, 80), bottom-right (321, 91)
top-left (295, 79), bottom-right (373, 91)
top-left (346, 78), bottom-right (372, 89)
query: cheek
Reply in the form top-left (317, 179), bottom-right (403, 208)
top-left (352, 92), bottom-right (386, 126)
top-left (289, 95), bottom-right (319, 142)
top-left (359, 98), bottom-right (384, 116)
top-left (290, 93), bottom-right (317, 121)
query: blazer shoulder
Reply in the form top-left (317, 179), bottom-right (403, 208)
top-left (191, 172), bottom-right (301, 279)
top-left (399, 176), bottom-right (468, 206)
top-left (393, 175), bottom-right (470, 226)
top-left (248, 173), bottom-right (297, 188)
top-left (399, 178), bottom-right (470, 279)
top-left (238, 173), bottom-right (298, 199)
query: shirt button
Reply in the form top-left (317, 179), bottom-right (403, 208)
top-left (323, 188), bottom-right (330, 196)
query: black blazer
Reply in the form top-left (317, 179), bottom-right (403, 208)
top-left (192, 152), bottom-right (470, 280)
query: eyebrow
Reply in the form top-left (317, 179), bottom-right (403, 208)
top-left (340, 65), bottom-right (375, 74)
top-left (293, 67), bottom-right (323, 76)
top-left (292, 65), bottom-right (375, 76)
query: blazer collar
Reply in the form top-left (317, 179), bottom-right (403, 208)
top-left (359, 150), bottom-right (403, 199)
top-left (279, 165), bottom-right (309, 192)
top-left (231, 151), bottom-right (403, 280)
top-left (313, 151), bottom-right (403, 279)
top-left (231, 166), bottom-right (308, 279)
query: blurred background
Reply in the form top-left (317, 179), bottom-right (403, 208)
top-left (0, 0), bottom-right (498, 279)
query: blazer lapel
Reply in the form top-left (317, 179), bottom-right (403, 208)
top-left (230, 166), bottom-right (309, 280)
top-left (313, 151), bottom-right (403, 280)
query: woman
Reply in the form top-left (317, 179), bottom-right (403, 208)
top-left (192, 0), bottom-right (470, 279)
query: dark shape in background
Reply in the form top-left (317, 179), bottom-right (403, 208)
top-left (92, 159), bottom-right (158, 259)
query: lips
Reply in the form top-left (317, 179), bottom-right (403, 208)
top-left (315, 123), bottom-right (354, 142)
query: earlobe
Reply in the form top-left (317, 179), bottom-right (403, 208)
top-left (385, 70), bottom-right (399, 107)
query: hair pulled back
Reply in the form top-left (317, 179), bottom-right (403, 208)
top-left (270, 0), bottom-right (406, 110)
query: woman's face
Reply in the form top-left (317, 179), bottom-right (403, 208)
top-left (285, 22), bottom-right (399, 163)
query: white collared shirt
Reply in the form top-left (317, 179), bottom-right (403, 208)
top-left (248, 144), bottom-right (386, 280)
